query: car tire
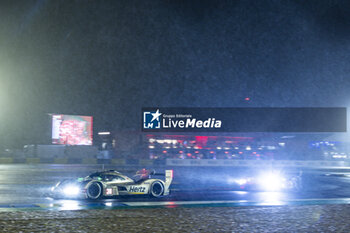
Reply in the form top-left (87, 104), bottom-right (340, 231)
top-left (86, 182), bottom-right (103, 200)
top-left (150, 181), bottom-right (164, 198)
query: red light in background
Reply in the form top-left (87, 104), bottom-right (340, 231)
top-left (179, 151), bottom-right (183, 153)
top-left (245, 97), bottom-right (250, 101)
top-left (163, 150), bottom-right (167, 153)
top-left (239, 151), bottom-right (243, 154)
top-left (210, 151), bottom-right (214, 154)
top-left (195, 136), bottom-right (208, 148)
top-left (187, 153), bottom-right (192, 156)
top-left (195, 151), bottom-right (199, 153)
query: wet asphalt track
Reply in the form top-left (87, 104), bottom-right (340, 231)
top-left (1, 164), bottom-right (350, 210)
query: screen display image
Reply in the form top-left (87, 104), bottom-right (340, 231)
top-left (52, 114), bottom-right (93, 145)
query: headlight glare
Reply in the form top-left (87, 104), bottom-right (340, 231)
top-left (258, 171), bottom-right (286, 191)
top-left (63, 185), bottom-right (80, 196)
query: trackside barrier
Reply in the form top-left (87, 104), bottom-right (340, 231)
top-left (26, 158), bottom-right (41, 164)
top-left (54, 158), bottom-right (68, 164)
top-left (140, 159), bottom-right (155, 166)
top-left (82, 158), bottom-right (97, 164)
top-left (111, 159), bottom-right (126, 165)
top-left (166, 159), bottom-right (350, 168)
top-left (0, 157), bottom-right (14, 164)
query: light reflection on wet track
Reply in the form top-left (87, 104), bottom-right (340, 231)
top-left (1, 164), bottom-right (350, 210)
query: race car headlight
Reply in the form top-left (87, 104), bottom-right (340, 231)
top-left (227, 178), bottom-right (250, 186)
top-left (63, 185), bottom-right (80, 196)
top-left (236, 178), bottom-right (248, 186)
top-left (258, 172), bottom-right (286, 191)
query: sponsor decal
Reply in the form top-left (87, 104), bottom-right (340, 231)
top-left (128, 186), bottom-right (146, 193)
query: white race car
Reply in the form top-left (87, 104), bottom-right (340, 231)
top-left (51, 169), bottom-right (173, 199)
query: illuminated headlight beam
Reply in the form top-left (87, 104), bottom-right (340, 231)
top-left (258, 171), bottom-right (286, 191)
top-left (227, 178), bottom-right (250, 186)
top-left (63, 185), bottom-right (80, 196)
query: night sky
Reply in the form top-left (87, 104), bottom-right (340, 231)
top-left (1, 0), bottom-right (350, 148)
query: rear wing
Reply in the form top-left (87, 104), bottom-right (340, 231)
top-left (163, 170), bottom-right (173, 195)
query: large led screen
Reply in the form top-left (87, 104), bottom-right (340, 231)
top-left (52, 114), bottom-right (93, 145)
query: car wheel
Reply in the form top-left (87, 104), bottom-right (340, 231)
top-left (87, 182), bottom-right (103, 200)
top-left (150, 181), bottom-right (164, 197)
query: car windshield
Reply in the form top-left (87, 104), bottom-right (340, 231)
top-left (87, 172), bottom-right (125, 181)
top-left (103, 174), bottom-right (125, 181)
top-left (88, 172), bottom-right (103, 179)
